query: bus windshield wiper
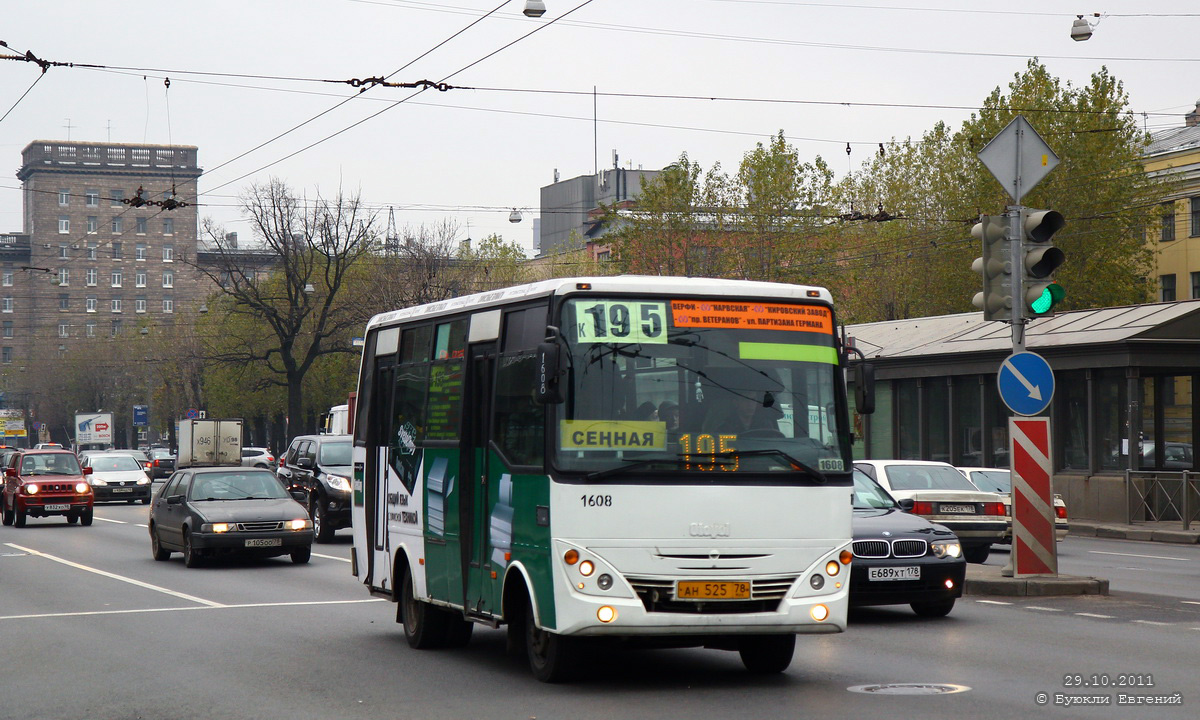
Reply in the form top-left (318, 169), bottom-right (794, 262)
top-left (585, 454), bottom-right (733, 481)
top-left (707, 449), bottom-right (829, 484)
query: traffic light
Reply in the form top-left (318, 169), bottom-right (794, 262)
top-left (1020, 209), bottom-right (1066, 316)
top-left (970, 215), bottom-right (1012, 322)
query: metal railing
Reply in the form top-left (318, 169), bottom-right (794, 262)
top-left (1126, 470), bottom-right (1199, 529)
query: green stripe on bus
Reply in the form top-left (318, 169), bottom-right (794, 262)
top-left (738, 342), bottom-right (837, 364)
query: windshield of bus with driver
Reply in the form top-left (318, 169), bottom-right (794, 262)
top-left (552, 296), bottom-right (849, 481)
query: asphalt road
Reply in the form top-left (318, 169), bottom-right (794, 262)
top-left (1, 504), bottom-right (1195, 720)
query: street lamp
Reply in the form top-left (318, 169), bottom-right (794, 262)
top-left (523, 0), bottom-right (546, 18)
top-left (1071, 13), bottom-right (1100, 41)
top-left (509, 208), bottom-right (523, 223)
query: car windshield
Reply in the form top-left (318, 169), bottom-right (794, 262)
top-left (318, 441), bottom-right (351, 466)
top-left (91, 455), bottom-right (143, 472)
top-left (852, 469), bottom-right (897, 509)
top-left (551, 296), bottom-right (849, 481)
top-left (21, 454), bottom-right (82, 476)
top-left (189, 472), bottom-right (287, 500)
top-left (884, 465), bottom-right (978, 492)
top-left (966, 470), bottom-right (1010, 493)
top-left (152, 449), bottom-right (173, 459)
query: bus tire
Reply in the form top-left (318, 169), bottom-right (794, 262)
top-left (401, 570), bottom-right (448, 649)
top-left (738, 634), bottom-right (796, 675)
top-left (443, 615), bottom-right (474, 648)
top-left (525, 608), bottom-right (578, 683)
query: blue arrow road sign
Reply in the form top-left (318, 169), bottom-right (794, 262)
top-left (997, 351), bottom-right (1055, 416)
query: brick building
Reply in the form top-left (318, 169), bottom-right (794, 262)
top-left (11, 140), bottom-right (209, 361)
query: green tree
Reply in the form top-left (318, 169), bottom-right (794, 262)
top-left (194, 179), bottom-right (379, 437)
top-left (835, 60), bottom-right (1155, 323)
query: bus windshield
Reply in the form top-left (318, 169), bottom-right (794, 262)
top-left (552, 296), bottom-right (848, 480)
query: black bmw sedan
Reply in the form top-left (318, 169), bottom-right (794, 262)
top-left (850, 469), bottom-right (967, 617)
top-left (148, 467), bottom-right (314, 567)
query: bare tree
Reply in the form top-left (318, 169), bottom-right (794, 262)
top-left (193, 179), bottom-right (379, 436)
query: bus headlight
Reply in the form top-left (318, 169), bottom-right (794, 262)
top-left (810, 604), bottom-right (829, 621)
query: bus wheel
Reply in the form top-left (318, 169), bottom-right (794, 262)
top-left (400, 570), bottom-right (448, 649)
top-left (443, 616), bottom-right (474, 648)
top-left (525, 611), bottom-right (577, 683)
top-left (738, 634), bottom-right (796, 675)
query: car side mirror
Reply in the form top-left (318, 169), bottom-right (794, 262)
top-left (166, 495), bottom-right (184, 505)
top-left (535, 338), bottom-right (565, 405)
top-left (854, 362), bottom-right (876, 415)
top-left (297, 457), bottom-right (314, 469)
top-left (897, 498), bottom-right (915, 512)
top-left (291, 491), bottom-right (308, 503)
top-left (4, 467), bottom-right (14, 478)
top-left (83, 466), bottom-right (93, 475)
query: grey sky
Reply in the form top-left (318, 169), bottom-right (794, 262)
top-left (2, 1), bottom-right (1196, 253)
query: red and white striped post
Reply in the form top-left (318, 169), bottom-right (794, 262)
top-left (1009, 417), bottom-right (1057, 576)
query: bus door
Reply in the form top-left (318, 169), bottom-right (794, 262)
top-left (461, 341), bottom-right (497, 615)
top-left (366, 360), bottom-right (395, 593)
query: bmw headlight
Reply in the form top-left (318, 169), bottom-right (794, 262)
top-left (931, 541), bottom-right (962, 559)
top-left (326, 474), bottom-right (351, 492)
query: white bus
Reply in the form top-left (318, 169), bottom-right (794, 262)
top-left (350, 276), bottom-right (872, 681)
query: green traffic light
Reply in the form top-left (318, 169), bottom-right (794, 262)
top-left (1029, 283), bottom-right (1065, 315)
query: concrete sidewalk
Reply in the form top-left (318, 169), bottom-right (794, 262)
top-left (964, 563), bottom-right (1108, 597)
top-left (962, 518), bottom-right (1197, 597)
top-left (1067, 519), bottom-right (1200, 545)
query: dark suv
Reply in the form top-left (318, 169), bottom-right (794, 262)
top-left (277, 435), bottom-right (352, 543)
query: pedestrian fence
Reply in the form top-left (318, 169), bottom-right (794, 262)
top-left (1126, 470), bottom-right (1199, 529)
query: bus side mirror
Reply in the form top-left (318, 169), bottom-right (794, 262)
top-left (854, 362), bottom-right (876, 415)
top-left (536, 341), bottom-right (564, 404)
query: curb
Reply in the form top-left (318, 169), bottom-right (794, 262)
top-left (964, 564), bottom-right (1109, 597)
top-left (1069, 521), bottom-right (1200, 544)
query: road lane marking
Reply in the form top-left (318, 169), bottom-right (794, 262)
top-left (1088, 550), bottom-right (1188, 562)
top-left (1025, 606), bottom-right (1063, 612)
top-left (1180, 601), bottom-right (1200, 606)
top-left (0, 598), bottom-right (384, 622)
top-left (1132, 620), bottom-right (1172, 626)
top-left (313, 552), bottom-right (351, 563)
top-left (95, 517), bottom-right (128, 524)
top-left (975, 600), bottom-right (1012, 605)
top-left (4, 543), bottom-right (223, 607)
top-left (1075, 613), bottom-right (1114, 619)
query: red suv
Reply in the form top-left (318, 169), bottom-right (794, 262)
top-left (1, 450), bottom-right (94, 527)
